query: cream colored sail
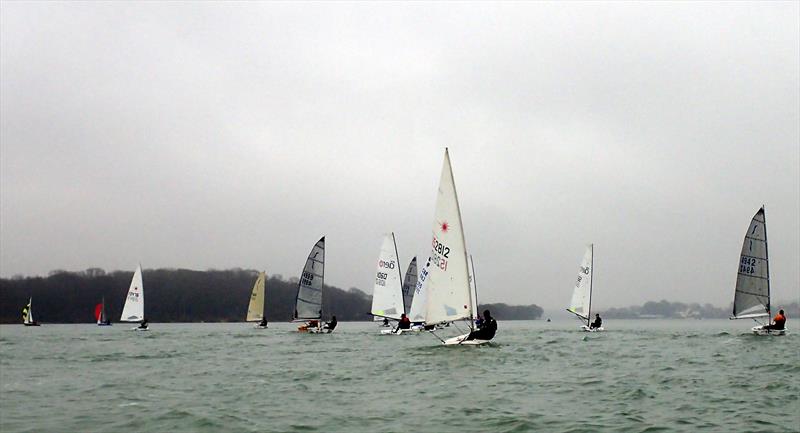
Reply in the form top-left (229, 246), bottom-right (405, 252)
top-left (370, 233), bottom-right (405, 320)
top-left (246, 272), bottom-right (266, 322)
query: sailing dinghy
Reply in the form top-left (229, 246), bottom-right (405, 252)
top-left (730, 207), bottom-right (785, 336)
top-left (370, 233), bottom-right (408, 335)
top-left (247, 272), bottom-right (268, 328)
top-left (22, 298), bottom-right (40, 326)
top-left (567, 244), bottom-right (603, 332)
top-left (120, 265), bottom-right (148, 331)
top-left (95, 297), bottom-right (112, 326)
top-left (295, 237), bottom-right (333, 333)
top-left (424, 149), bottom-right (491, 346)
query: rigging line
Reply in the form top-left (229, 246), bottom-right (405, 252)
top-left (428, 329), bottom-right (446, 344)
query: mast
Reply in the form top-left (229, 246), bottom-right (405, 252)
top-left (762, 206), bottom-right (771, 319)
top-left (262, 272), bottom-right (267, 320)
top-left (470, 254), bottom-right (479, 321)
top-left (587, 244), bottom-right (594, 327)
top-left (447, 148), bottom-right (473, 329)
top-left (392, 232), bottom-right (404, 315)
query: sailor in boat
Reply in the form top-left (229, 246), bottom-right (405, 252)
top-left (258, 317), bottom-right (268, 328)
top-left (762, 309), bottom-right (786, 331)
top-left (465, 310), bottom-right (497, 341)
top-left (475, 312), bottom-right (484, 329)
top-left (137, 319), bottom-right (149, 330)
top-left (589, 313), bottom-right (602, 330)
top-left (323, 315), bottom-right (337, 332)
top-left (394, 313), bottom-right (411, 333)
top-left (381, 317), bottom-right (390, 327)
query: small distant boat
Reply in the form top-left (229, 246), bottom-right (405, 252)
top-left (247, 272), bottom-right (268, 329)
top-left (567, 244), bottom-right (603, 332)
top-left (730, 207), bottom-right (785, 336)
top-left (120, 265), bottom-right (148, 331)
top-left (95, 297), bottom-right (112, 326)
top-left (371, 233), bottom-right (406, 334)
top-left (22, 298), bottom-right (40, 326)
top-left (294, 237), bottom-right (334, 334)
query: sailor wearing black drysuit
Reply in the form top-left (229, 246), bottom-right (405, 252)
top-left (466, 310), bottom-right (497, 341)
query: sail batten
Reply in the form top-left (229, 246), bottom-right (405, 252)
top-left (732, 207), bottom-right (770, 319)
top-left (120, 265), bottom-right (144, 322)
top-left (294, 237), bottom-right (325, 321)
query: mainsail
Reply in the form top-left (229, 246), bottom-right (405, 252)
top-left (22, 298), bottom-right (34, 324)
top-left (95, 297), bottom-right (109, 324)
top-left (370, 233), bottom-right (404, 321)
top-left (401, 257), bottom-right (418, 316)
top-left (408, 258), bottom-right (430, 322)
top-left (120, 265), bottom-right (144, 322)
top-left (294, 237), bottom-right (325, 321)
top-left (246, 272), bottom-right (267, 322)
top-left (567, 245), bottom-right (593, 324)
top-left (424, 149), bottom-right (473, 325)
top-left (731, 207), bottom-right (770, 319)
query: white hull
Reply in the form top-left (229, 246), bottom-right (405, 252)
top-left (132, 327), bottom-right (149, 332)
top-left (380, 328), bottom-right (415, 335)
top-left (443, 332), bottom-right (490, 346)
top-left (751, 326), bottom-right (786, 336)
top-left (254, 324), bottom-right (268, 329)
top-left (581, 326), bottom-right (604, 332)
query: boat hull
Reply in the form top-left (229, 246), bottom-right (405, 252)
top-left (380, 328), bottom-right (415, 335)
top-left (752, 326), bottom-right (786, 336)
top-left (442, 332), bottom-right (490, 346)
top-left (581, 326), bottom-right (604, 332)
top-left (132, 327), bottom-right (149, 331)
top-left (23, 322), bottom-right (40, 327)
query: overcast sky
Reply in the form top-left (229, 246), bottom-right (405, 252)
top-left (1, 2), bottom-right (798, 310)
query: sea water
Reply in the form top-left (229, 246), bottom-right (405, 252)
top-left (1, 320), bottom-right (797, 433)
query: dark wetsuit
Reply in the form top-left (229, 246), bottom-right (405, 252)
top-left (467, 317), bottom-right (497, 341)
top-left (397, 317), bottom-right (411, 330)
top-left (764, 313), bottom-right (786, 330)
top-left (325, 318), bottom-right (337, 331)
top-left (590, 318), bottom-right (602, 329)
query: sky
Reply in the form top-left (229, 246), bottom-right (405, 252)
top-left (1, 2), bottom-right (798, 310)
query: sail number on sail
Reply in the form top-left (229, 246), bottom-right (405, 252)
top-left (575, 266), bottom-right (590, 286)
top-left (431, 237), bottom-right (450, 271)
top-left (375, 259), bottom-right (396, 287)
top-left (739, 256), bottom-right (760, 275)
top-left (301, 272), bottom-right (314, 286)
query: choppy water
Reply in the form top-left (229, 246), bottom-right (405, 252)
top-left (1, 320), bottom-right (798, 433)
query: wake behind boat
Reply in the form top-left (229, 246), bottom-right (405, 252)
top-left (730, 207), bottom-right (786, 336)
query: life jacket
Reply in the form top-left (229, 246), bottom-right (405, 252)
top-left (774, 313), bottom-right (786, 325)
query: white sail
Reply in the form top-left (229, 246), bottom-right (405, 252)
top-left (732, 207), bottom-right (770, 319)
top-left (408, 258), bottom-right (430, 322)
top-left (401, 257), bottom-right (418, 316)
top-left (568, 245), bottom-right (593, 323)
top-left (294, 237), bottom-right (325, 321)
top-left (23, 298), bottom-right (34, 324)
top-left (424, 149), bottom-right (473, 325)
top-left (246, 272), bottom-right (266, 322)
top-left (370, 233), bottom-right (405, 321)
top-left (120, 265), bottom-right (144, 322)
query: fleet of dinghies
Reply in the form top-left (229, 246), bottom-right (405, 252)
top-left (17, 152), bottom-right (788, 339)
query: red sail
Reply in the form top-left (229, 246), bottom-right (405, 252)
top-left (94, 303), bottom-right (102, 321)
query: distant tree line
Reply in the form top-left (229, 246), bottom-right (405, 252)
top-left (0, 268), bottom-right (544, 324)
top-left (601, 299), bottom-right (799, 319)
